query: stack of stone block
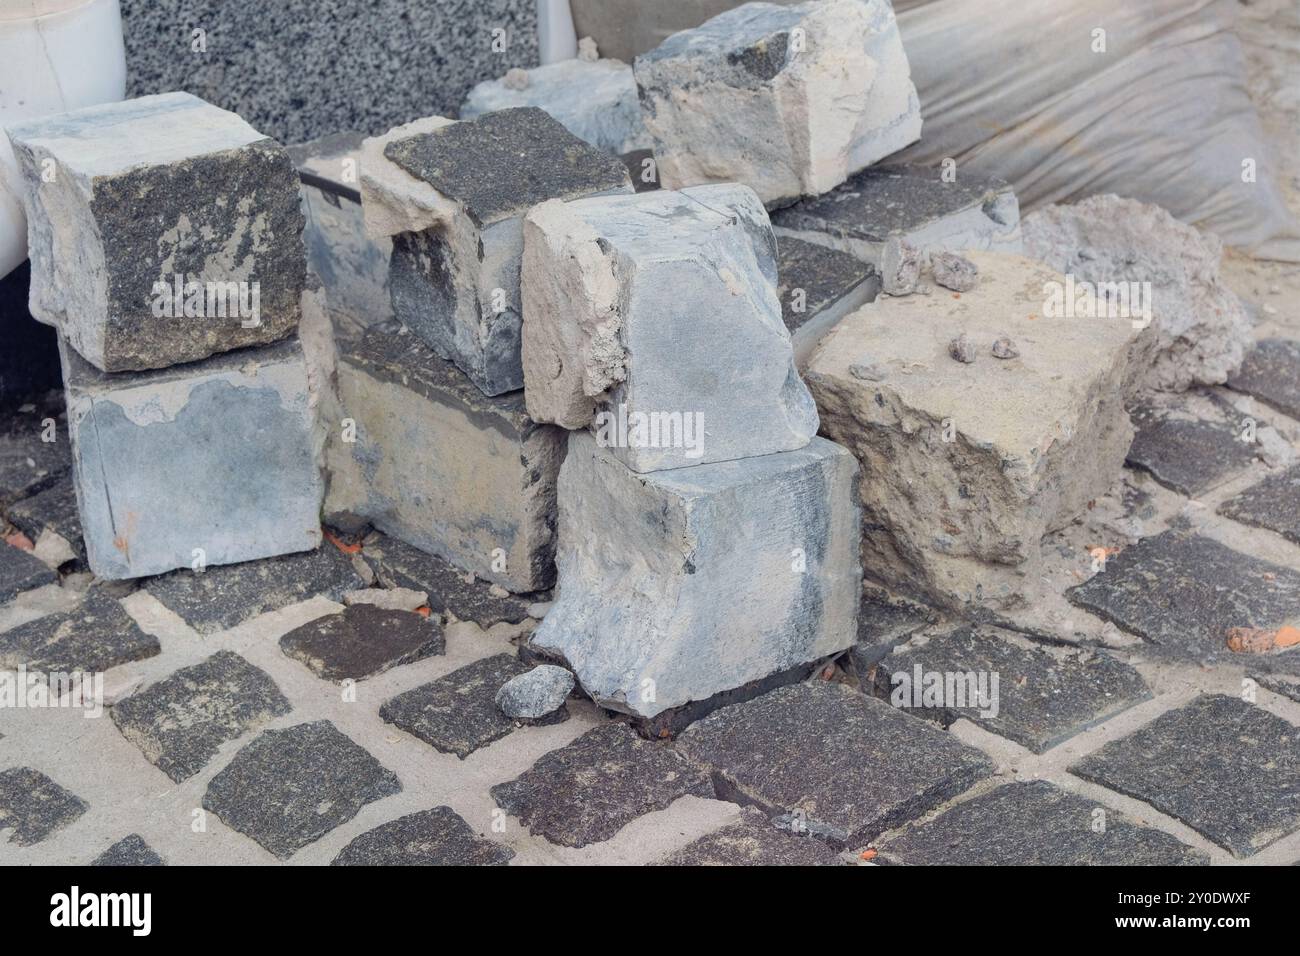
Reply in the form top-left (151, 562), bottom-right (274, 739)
top-left (4, 92), bottom-right (323, 580)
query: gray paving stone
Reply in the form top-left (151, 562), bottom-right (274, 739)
top-left (876, 780), bottom-right (1208, 865)
top-left (1218, 464), bottom-right (1300, 545)
top-left (677, 681), bottom-right (993, 848)
top-left (1071, 695), bottom-right (1300, 858)
top-left (202, 720), bottom-right (401, 859)
top-left (91, 834), bottom-right (165, 866)
top-left (491, 723), bottom-right (713, 848)
top-left (145, 545), bottom-right (365, 635)
top-left (111, 651), bottom-right (292, 783)
top-left (0, 590), bottom-right (159, 673)
top-left (777, 235), bottom-right (881, 365)
top-left (1126, 392), bottom-right (1257, 496)
top-left (1227, 338), bottom-right (1300, 420)
top-left (661, 806), bottom-right (843, 866)
top-left (331, 806), bottom-right (514, 866)
top-left (1067, 529), bottom-right (1300, 670)
top-left (0, 540), bottom-right (56, 604)
top-left (0, 415), bottom-right (70, 509)
top-left (0, 766), bottom-right (87, 846)
top-left (279, 605), bottom-right (444, 682)
top-left (7, 477), bottom-right (83, 560)
top-left (380, 654), bottom-right (557, 758)
top-left (850, 592), bottom-right (937, 671)
top-left (873, 627), bottom-right (1151, 753)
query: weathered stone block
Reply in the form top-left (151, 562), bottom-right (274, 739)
top-left (776, 235), bottom-right (880, 366)
top-left (805, 252), bottom-right (1153, 611)
top-left (61, 333), bottom-right (323, 580)
top-left (532, 432), bottom-right (861, 718)
top-left (361, 108), bottom-right (631, 396)
top-left (633, 0), bottom-right (921, 207)
top-left (521, 184), bottom-right (818, 470)
top-left (5, 92), bottom-right (306, 372)
top-left (324, 323), bottom-right (565, 593)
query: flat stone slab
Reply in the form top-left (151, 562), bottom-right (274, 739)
top-left (873, 626), bottom-right (1151, 753)
top-left (202, 720), bottom-right (401, 859)
top-left (776, 235), bottom-right (881, 366)
top-left (876, 780), bottom-right (1208, 865)
top-left (677, 681), bottom-right (993, 847)
top-left (850, 592), bottom-right (937, 671)
top-left (491, 723), bottom-right (713, 848)
top-left (1218, 464), bottom-right (1300, 545)
top-left (7, 477), bottom-right (84, 560)
top-left (0, 539), bottom-right (56, 604)
top-left (91, 834), bottom-right (165, 866)
top-left (1227, 338), bottom-right (1300, 419)
top-left (1126, 392), bottom-right (1257, 496)
top-left (662, 806), bottom-right (843, 866)
top-left (331, 806), bottom-right (514, 866)
top-left (279, 605), bottom-right (444, 682)
top-left (1071, 694), bottom-right (1300, 858)
top-left (111, 651), bottom-right (292, 783)
top-left (0, 766), bottom-right (87, 846)
top-left (1067, 530), bottom-right (1300, 670)
top-left (0, 590), bottom-right (159, 673)
top-left (380, 654), bottom-right (558, 759)
top-left (146, 545), bottom-right (364, 635)
top-left (0, 416), bottom-right (70, 509)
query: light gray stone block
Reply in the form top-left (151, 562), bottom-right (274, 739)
top-left (6, 92), bottom-right (306, 372)
top-left (61, 334), bottom-right (323, 580)
top-left (532, 432), bottom-right (861, 717)
top-left (521, 184), bottom-right (818, 471)
top-left (324, 322), bottom-right (566, 593)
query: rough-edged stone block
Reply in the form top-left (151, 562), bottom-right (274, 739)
top-left (462, 58), bottom-right (650, 155)
top-left (633, 0), bottom-right (921, 207)
top-left (805, 252), bottom-right (1153, 611)
top-left (61, 334), bottom-right (323, 580)
top-left (5, 92), bottom-right (306, 372)
top-left (771, 164), bottom-right (1022, 265)
top-left (532, 432), bottom-right (861, 718)
top-left (776, 235), bottom-right (880, 366)
top-left (325, 323), bottom-right (565, 593)
top-left (361, 108), bottom-right (631, 396)
top-left (521, 184), bottom-right (818, 470)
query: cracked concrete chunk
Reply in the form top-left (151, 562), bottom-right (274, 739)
top-left (90, 834), bottom-right (166, 866)
top-left (5, 92), bottom-right (306, 372)
top-left (0, 539), bottom-right (56, 604)
top-left (331, 806), bottom-right (513, 866)
top-left (279, 604), bottom-right (444, 682)
top-left (1126, 391), bottom-right (1258, 496)
top-left (1227, 338), bottom-right (1300, 420)
top-left (111, 651), bottom-right (292, 782)
top-left (1072, 695), bottom-right (1300, 858)
top-left (1218, 464), bottom-right (1300, 545)
top-left (533, 433), bottom-right (860, 718)
top-left (0, 766), bottom-right (87, 846)
top-left (662, 806), bottom-right (843, 866)
top-left (202, 720), bottom-right (401, 859)
top-left (491, 723), bottom-right (712, 848)
top-left (0, 590), bottom-right (159, 672)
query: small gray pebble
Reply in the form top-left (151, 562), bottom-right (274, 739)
top-left (991, 337), bottom-right (1020, 359)
top-left (948, 334), bottom-right (977, 364)
top-left (931, 251), bottom-right (979, 293)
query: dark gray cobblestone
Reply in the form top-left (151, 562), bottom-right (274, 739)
top-left (662, 806), bottom-right (844, 866)
top-left (279, 604), bottom-right (444, 681)
top-left (0, 540), bottom-right (56, 604)
top-left (1218, 464), bottom-right (1300, 545)
top-left (91, 834), bottom-right (165, 866)
top-left (0, 766), bottom-right (87, 846)
top-left (1126, 392), bottom-right (1258, 496)
top-left (7, 477), bottom-right (83, 561)
top-left (1227, 338), bottom-right (1300, 419)
top-left (0, 590), bottom-right (159, 672)
top-left (331, 806), bottom-right (513, 866)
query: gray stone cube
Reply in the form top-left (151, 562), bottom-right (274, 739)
top-left (5, 92), bottom-right (307, 372)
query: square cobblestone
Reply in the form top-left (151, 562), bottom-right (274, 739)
top-left (1218, 464), bottom-right (1300, 545)
top-left (1227, 338), bottom-right (1300, 419)
top-left (1126, 393), bottom-right (1257, 496)
top-left (7, 477), bottom-right (83, 561)
top-left (379, 653), bottom-right (555, 758)
top-left (331, 806), bottom-right (514, 866)
top-left (279, 604), bottom-right (444, 682)
top-left (146, 545), bottom-right (365, 634)
top-left (202, 720), bottom-right (401, 859)
top-left (1071, 695), bottom-right (1300, 858)
top-left (661, 806), bottom-right (844, 866)
top-left (0, 590), bottom-right (159, 672)
top-left (875, 780), bottom-right (1208, 865)
top-left (111, 651), bottom-right (292, 783)
top-left (0, 418), bottom-right (69, 509)
top-left (0, 766), bottom-right (87, 846)
top-left (90, 833), bottom-right (165, 866)
top-left (0, 539), bottom-right (56, 604)
top-left (873, 627), bottom-right (1151, 753)
top-left (491, 723), bottom-right (713, 848)
top-left (677, 681), bottom-right (994, 848)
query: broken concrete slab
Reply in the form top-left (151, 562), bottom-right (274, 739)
top-left (1218, 464), bottom-right (1300, 545)
top-left (1126, 391), bottom-right (1259, 496)
top-left (331, 805), bottom-right (513, 866)
top-left (362, 108), bottom-right (631, 396)
top-left (0, 539), bottom-right (56, 605)
top-left (0, 766), bottom-right (87, 846)
top-left (324, 323), bottom-right (565, 593)
top-left (278, 604), bottom-right (444, 682)
top-left (875, 780), bottom-right (1207, 866)
top-left (491, 722), bottom-right (713, 847)
top-left (61, 333), bottom-right (323, 580)
top-left (661, 806), bottom-right (843, 866)
top-left (633, 0), bottom-right (920, 207)
top-left (776, 235), bottom-right (881, 366)
top-left (5, 92), bottom-right (306, 372)
top-left (202, 720), bottom-right (401, 859)
top-left (1071, 695), bottom-right (1300, 858)
top-left (677, 681), bottom-right (993, 848)
top-left (533, 433), bottom-right (860, 718)
top-left (1227, 338), bottom-right (1300, 419)
top-left (90, 833), bottom-right (165, 866)
top-left (521, 184), bottom-right (819, 470)
top-left (0, 590), bottom-right (159, 673)
top-left (110, 651), bottom-right (292, 783)
top-left (1023, 195), bottom-right (1249, 392)
top-left (7, 477), bottom-right (83, 562)
top-left (805, 251), bottom-right (1153, 612)
top-left (771, 164), bottom-right (1021, 265)
top-left (872, 626), bottom-right (1151, 753)
top-left (461, 58), bottom-right (650, 154)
